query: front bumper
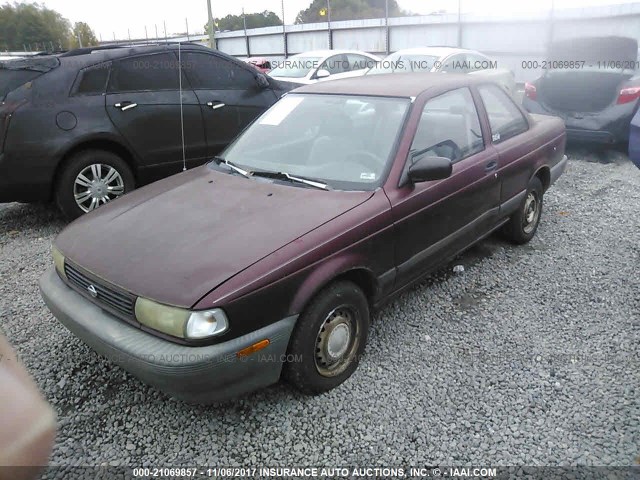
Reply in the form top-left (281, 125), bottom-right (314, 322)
top-left (39, 268), bottom-right (297, 404)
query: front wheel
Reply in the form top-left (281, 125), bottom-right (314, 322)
top-left (284, 281), bottom-right (370, 395)
top-left (502, 177), bottom-right (544, 244)
top-left (55, 150), bottom-right (135, 220)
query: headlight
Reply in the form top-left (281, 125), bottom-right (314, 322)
top-left (135, 297), bottom-right (228, 340)
top-left (51, 245), bottom-right (67, 280)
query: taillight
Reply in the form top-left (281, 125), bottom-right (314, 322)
top-left (617, 86), bottom-right (640, 105)
top-left (524, 82), bottom-right (537, 101)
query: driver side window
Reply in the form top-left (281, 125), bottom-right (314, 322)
top-left (411, 88), bottom-right (484, 163)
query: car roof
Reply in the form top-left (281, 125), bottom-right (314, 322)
top-left (290, 49), bottom-right (376, 59)
top-left (293, 72), bottom-right (481, 98)
top-left (388, 47), bottom-right (482, 58)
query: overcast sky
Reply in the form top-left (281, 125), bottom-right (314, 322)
top-left (38, 0), bottom-right (637, 40)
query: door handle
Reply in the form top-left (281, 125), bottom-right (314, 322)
top-left (114, 102), bottom-right (138, 111)
top-left (484, 160), bottom-right (498, 173)
top-left (207, 102), bottom-right (226, 110)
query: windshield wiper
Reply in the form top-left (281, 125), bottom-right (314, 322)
top-left (213, 156), bottom-right (250, 178)
top-left (250, 170), bottom-right (329, 190)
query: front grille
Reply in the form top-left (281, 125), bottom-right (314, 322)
top-left (64, 263), bottom-right (136, 320)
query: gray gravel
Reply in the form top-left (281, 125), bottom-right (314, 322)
top-left (1, 148), bottom-right (639, 471)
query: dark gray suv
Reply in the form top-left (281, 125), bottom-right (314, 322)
top-left (0, 44), bottom-right (293, 218)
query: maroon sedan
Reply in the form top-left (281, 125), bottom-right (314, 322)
top-left (40, 74), bottom-right (567, 404)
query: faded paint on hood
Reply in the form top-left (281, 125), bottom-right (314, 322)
top-left (55, 165), bottom-right (373, 307)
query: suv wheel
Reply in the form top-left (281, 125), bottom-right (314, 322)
top-left (284, 281), bottom-right (370, 395)
top-left (56, 150), bottom-right (135, 220)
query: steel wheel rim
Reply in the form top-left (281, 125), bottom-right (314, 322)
top-left (315, 306), bottom-right (360, 377)
top-left (522, 191), bottom-right (540, 234)
top-left (74, 164), bottom-right (125, 213)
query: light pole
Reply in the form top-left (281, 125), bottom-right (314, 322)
top-left (207, 0), bottom-right (216, 50)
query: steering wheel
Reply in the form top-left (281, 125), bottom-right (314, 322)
top-left (346, 151), bottom-right (383, 173)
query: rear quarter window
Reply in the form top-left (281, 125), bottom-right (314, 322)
top-left (72, 63), bottom-right (111, 96)
top-left (0, 70), bottom-right (42, 99)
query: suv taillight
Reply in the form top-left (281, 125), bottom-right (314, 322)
top-left (524, 82), bottom-right (537, 101)
top-left (0, 100), bottom-right (25, 154)
top-left (617, 86), bottom-right (640, 105)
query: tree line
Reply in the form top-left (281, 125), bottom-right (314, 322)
top-left (206, 0), bottom-right (409, 33)
top-left (1, 0), bottom-right (410, 52)
top-left (0, 2), bottom-right (97, 52)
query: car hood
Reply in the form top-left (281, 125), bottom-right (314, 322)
top-left (55, 166), bottom-right (373, 307)
top-left (548, 36), bottom-right (638, 63)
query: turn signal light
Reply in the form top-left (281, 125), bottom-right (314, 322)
top-left (237, 339), bottom-right (270, 358)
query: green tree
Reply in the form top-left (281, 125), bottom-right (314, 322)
top-left (69, 21), bottom-right (98, 48)
top-left (205, 10), bottom-right (282, 33)
top-left (295, 0), bottom-right (408, 24)
top-left (0, 2), bottom-right (72, 51)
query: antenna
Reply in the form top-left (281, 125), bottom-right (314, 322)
top-left (178, 42), bottom-right (187, 172)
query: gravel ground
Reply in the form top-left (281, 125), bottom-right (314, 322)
top-left (1, 148), bottom-right (639, 472)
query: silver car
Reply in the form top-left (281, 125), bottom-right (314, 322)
top-left (368, 46), bottom-right (516, 97)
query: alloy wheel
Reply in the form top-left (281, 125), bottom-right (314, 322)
top-left (73, 164), bottom-right (125, 213)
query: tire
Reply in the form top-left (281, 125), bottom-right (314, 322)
top-left (284, 280), bottom-right (370, 395)
top-left (55, 150), bottom-right (135, 220)
top-left (502, 176), bottom-right (544, 244)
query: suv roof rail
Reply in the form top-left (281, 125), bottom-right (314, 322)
top-left (60, 42), bottom-right (209, 58)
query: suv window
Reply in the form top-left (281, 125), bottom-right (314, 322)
top-left (73, 63), bottom-right (110, 95)
top-left (478, 84), bottom-right (528, 143)
top-left (411, 87), bottom-right (484, 163)
top-left (108, 53), bottom-right (180, 93)
top-left (182, 52), bottom-right (255, 90)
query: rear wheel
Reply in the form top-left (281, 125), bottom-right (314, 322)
top-left (56, 150), bottom-right (135, 220)
top-left (502, 177), bottom-right (544, 244)
top-left (284, 281), bottom-right (370, 395)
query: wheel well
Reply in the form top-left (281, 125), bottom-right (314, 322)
top-left (52, 140), bottom-right (136, 198)
top-left (332, 268), bottom-right (377, 308)
top-left (535, 166), bottom-right (551, 192)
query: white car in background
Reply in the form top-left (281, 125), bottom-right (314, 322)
top-left (368, 47), bottom-right (516, 97)
top-left (269, 49), bottom-right (379, 85)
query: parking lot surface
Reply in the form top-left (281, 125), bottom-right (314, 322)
top-left (0, 148), bottom-right (638, 469)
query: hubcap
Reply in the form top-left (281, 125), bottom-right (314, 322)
top-left (74, 164), bottom-right (125, 213)
top-left (315, 307), bottom-right (359, 377)
top-left (522, 191), bottom-right (540, 234)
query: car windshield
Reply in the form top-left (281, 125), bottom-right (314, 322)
top-left (368, 54), bottom-right (440, 74)
top-left (269, 57), bottom-right (322, 78)
top-left (218, 94), bottom-right (411, 190)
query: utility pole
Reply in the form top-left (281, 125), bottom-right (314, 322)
top-left (145, 26), bottom-right (149, 44)
top-left (243, 8), bottom-right (250, 58)
top-left (327, 0), bottom-right (333, 50)
top-left (457, 0), bottom-right (462, 48)
top-left (385, 0), bottom-right (390, 55)
top-left (207, 0), bottom-right (216, 50)
top-left (164, 21), bottom-right (168, 43)
top-left (186, 18), bottom-right (190, 42)
top-left (281, 0), bottom-right (287, 57)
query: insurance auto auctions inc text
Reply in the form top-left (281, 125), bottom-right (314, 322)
top-left (256, 467), bottom-right (497, 477)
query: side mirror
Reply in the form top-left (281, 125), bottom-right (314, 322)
top-left (408, 156), bottom-right (452, 183)
top-left (256, 74), bottom-right (270, 89)
top-left (316, 69), bottom-right (331, 79)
